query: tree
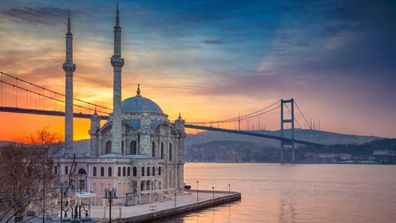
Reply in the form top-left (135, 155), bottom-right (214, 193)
top-left (0, 128), bottom-right (62, 223)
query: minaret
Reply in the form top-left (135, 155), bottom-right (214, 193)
top-left (63, 11), bottom-right (76, 154)
top-left (110, 0), bottom-right (124, 154)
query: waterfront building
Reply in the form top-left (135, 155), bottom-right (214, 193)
top-left (54, 2), bottom-right (186, 205)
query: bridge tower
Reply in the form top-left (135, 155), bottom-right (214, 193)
top-left (63, 11), bottom-right (76, 154)
top-left (280, 98), bottom-right (295, 163)
top-left (110, 0), bottom-right (124, 154)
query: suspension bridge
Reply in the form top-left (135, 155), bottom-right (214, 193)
top-left (0, 71), bottom-right (322, 162)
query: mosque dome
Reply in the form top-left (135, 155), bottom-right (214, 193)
top-left (121, 85), bottom-right (163, 114)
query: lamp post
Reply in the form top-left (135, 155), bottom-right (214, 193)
top-left (174, 190), bottom-right (177, 207)
top-left (212, 186), bottom-right (215, 199)
top-left (55, 181), bottom-right (69, 221)
top-left (104, 188), bottom-right (117, 223)
top-left (196, 180), bottom-right (199, 203)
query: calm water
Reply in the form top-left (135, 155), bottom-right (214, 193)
top-left (154, 163), bottom-right (396, 223)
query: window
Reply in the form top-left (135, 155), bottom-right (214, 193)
top-left (100, 167), bottom-right (104, 176)
top-left (106, 141), bottom-right (111, 154)
top-left (123, 167), bottom-right (126, 176)
top-left (141, 167), bottom-right (145, 176)
top-left (118, 167), bottom-right (121, 177)
top-left (159, 166), bottom-right (161, 175)
top-left (108, 167), bottom-right (112, 177)
top-left (133, 167), bottom-right (137, 177)
top-left (152, 142), bottom-right (155, 158)
top-left (127, 167), bottom-right (131, 176)
top-left (93, 167), bottom-right (97, 176)
top-left (54, 166), bottom-right (58, 175)
top-left (65, 166), bottom-right (68, 175)
top-left (141, 181), bottom-right (144, 191)
top-left (161, 142), bottom-right (164, 159)
top-left (147, 167), bottom-right (150, 176)
top-left (169, 143), bottom-right (173, 161)
top-left (130, 141), bottom-right (137, 155)
top-left (152, 167), bottom-right (155, 176)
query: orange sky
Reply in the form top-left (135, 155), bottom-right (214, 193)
top-left (1, 0), bottom-right (396, 140)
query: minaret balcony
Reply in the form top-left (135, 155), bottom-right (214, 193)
top-left (63, 63), bottom-right (76, 72)
top-left (111, 55), bottom-right (124, 68)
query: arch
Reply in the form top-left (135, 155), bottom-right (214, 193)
top-left (152, 141), bottom-right (156, 158)
top-left (154, 123), bottom-right (181, 137)
top-left (108, 167), bottom-right (112, 177)
top-left (78, 168), bottom-right (87, 175)
top-left (130, 141), bottom-right (137, 155)
top-left (106, 141), bottom-right (112, 154)
top-left (65, 166), bottom-right (68, 175)
top-left (141, 167), bottom-right (145, 176)
top-left (127, 167), bottom-right (131, 176)
top-left (100, 167), bottom-right (105, 176)
top-left (169, 143), bottom-right (173, 161)
top-left (147, 167), bottom-right (150, 176)
top-left (93, 167), bottom-right (97, 176)
top-left (152, 167), bottom-right (155, 176)
top-left (133, 167), bottom-right (137, 177)
top-left (161, 142), bottom-right (164, 159)
top-left (118, 167), bottom-right (121, 177)
top-left (159, 166), bottom-right (161, 175)
top-left (123, 167), bottom-right (126, 176)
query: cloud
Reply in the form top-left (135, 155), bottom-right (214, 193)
top-left (1, 7), bottom-right (68, 24)
top-left (202, 39), bottom-right (226, 45)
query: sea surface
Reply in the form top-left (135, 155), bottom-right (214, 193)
top-left (152, 163), bottom-right (396, 223)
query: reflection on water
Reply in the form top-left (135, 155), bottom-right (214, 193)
top-left (150, 163), bottom-right (396, 223)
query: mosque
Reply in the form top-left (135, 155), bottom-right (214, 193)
top-left (54, 2), bottom-right (186, 205)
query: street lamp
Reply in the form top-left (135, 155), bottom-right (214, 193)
top-left (212, 186), bottom-right (215, 199)
top-left (104, 188), bottom-right (117, 223)
top-left (174, 190), bottom-right (177, 207)
top-left (55, 181), bottom-right (69, 221)
top-left (196, 180), bottom-right (199, 203)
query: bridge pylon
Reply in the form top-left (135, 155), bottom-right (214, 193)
top-left (280, 98), bottom-right (295, 163)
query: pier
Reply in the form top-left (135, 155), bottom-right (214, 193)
top-left (91, 190), bottom-right (241, 223)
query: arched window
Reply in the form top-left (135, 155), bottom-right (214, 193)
top-left (133, 167), bottom-right (137, 177)
top-left (123, 167), bottom-right (126, 176)
top-left (161, 142), bottom-right (164, 159)
top-left (65, 166), bottom-right (68, 175)
top-left (118, 167), bottom-right (121, 177)
top-left (152, 142), bottom-right (156, 158)
top-left (106, 141), bottom-right (112, 154)
top-left (93, 167), bottom-right (97, 176)
top-left (152, 167), bottom-right (155, 176)
top-left (127, 167), bottom-right (131, 176)
top-left (141, 167), bottom-right (145, 176)
top-left (169, 143), bottom-right (173, 161)
top-left (159, 166), bottom-right (161, 175)
top-left (130, 141), bottom-right (137, 155)
top-left (100, 167), bottom-right (104, 176)
top-left (147, 167), bottom-right (150, 176)
top-left (108, 167), bottom-right (112, 177)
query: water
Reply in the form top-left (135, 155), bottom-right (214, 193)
top-left (154, 163), bottom-right (396, 223)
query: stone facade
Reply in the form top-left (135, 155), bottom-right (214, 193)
top-left (54, 3), bottom-right (185, 205)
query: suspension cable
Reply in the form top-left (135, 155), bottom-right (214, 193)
top-left (0, 71), bottom-right (112, 111)
top-left (294, 100), bottom-right (311, 129)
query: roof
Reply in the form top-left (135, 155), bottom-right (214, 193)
top-left (122, 96), bottom-right (163, 114)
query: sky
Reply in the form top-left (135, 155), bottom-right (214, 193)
top-left (0, 0), bottom-right (395, 140)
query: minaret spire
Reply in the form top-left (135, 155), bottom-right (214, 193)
top-left (63, 11), bottom-right (76, 155)
top-left (67, 10), bottom-right (71, 33)
top-left (110, 0), bottom-right (124, 154)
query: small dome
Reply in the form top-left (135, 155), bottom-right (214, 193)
top-left (122, 96), bottom-right (163, 114)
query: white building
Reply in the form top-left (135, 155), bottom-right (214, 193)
top-left (54, 2), bottom-right (186, 205)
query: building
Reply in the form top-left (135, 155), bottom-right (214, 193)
top-left (54, 2), bottom-right (186, 205)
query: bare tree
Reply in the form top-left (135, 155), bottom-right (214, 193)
top-left (0, 128), bottom-right (62, 223)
